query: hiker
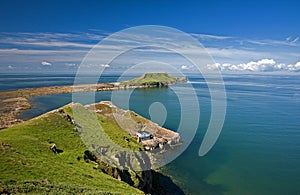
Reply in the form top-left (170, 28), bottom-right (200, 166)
top-left (50, 143), bottom-right (57, 153)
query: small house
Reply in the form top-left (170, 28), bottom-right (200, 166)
top-left (136, 131), bottom-right (152, 142)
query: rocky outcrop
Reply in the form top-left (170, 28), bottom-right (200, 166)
top-left (59, 101), bottom-right (183, 194)
top-left (86, 101), bottom-right (181, 151)
top-left (0, 97), bottom-right (31, 129)
top-left (84, 150), bottom-right (182, 194)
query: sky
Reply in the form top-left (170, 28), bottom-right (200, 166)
top-left (0, 0), bottom-right (299, 73)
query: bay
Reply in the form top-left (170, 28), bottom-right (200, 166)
top-left (1, 73), bottom-right (300, 195)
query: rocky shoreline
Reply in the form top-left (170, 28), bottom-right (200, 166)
top-left (87, 101), bottom-right (180, 152)
top-left (0, 97), bottom-right (31, 129)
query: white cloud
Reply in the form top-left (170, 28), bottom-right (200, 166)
top-left (246, 37), bottom-right (299, 46)
top-left (0, 32), bottom-right (104, 49)
top-left (291, 37), bottom-right (299, 44)
top-left (101, 64), bottom-right (110, 68)
top-left (8, 40), bottom-right (95, 49)
top-left (65, 63), bottom-right (77, 67)
top-left (1, 31), bottom-right (300, 73)
top-left (181, 65), bottom-right (190, 70)
top-left (41, 60), bottom-right (52, 66)
top-left (191, 33), bottom-right (231, 40)
top-left (8, 65), bottom-right (14, 69)
top-left (286, 36), bottom-right (292, 41)
top-left (207, 59), bottom-right (300, 72)
top-left (206, 47), bottom-right (267, 59)
top-left (286, 61), bottom-right (300, 72)
top-left (181, 65), bottom-right (188, 70)
top-left (0, 48), bottom-right (86, 55)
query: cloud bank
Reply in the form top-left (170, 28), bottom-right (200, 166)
top-left (207, 59), bottom-right (300, 72)
top-left (0, 31), bottom-right (300, 73)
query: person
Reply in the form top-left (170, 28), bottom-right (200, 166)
top-left (50, 143), bottom-right (57, 153)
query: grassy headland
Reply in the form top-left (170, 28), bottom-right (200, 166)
top-left (0, 102), bottom-right (184, 194)
top-left (0, 105), bottom-right (144, 194)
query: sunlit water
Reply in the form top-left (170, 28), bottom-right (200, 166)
top-left (1, 73), bottom-right (299, 195)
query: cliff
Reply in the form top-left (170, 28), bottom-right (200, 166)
top-left (64, 101), bottom-right (182, 193)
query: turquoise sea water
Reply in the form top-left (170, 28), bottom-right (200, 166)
top-left (1, 73), bottom-right (299, 194)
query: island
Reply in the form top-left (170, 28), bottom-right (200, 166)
top-left (0, 73), bottom-right (186, 129)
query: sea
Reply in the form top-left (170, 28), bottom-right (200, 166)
top-left (0, 72), bottom-right (299, 195)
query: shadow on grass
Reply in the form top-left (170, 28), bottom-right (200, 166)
top-left (55, 149), bottom-right (64, 154)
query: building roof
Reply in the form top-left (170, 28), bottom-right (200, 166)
top-left (136, 131), bottom-right (151, 138)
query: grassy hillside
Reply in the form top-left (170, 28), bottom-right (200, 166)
top-left (64, 104), bottom-right (143, 152)
top-left (0, 106), bottom-right (144, 194)
top-left (120, 73), bottom-right (186, 86)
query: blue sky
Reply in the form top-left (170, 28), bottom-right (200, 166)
top-left (0, 0), bottom-right (299, 73)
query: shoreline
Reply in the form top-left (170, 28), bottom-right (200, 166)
top-left (0, 82), bottom-right (159, 129)
top-left (0, 73), bottom-right (186, 130)
top-left (0, 73), bottom-right (186, 129)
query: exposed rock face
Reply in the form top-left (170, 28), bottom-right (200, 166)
top-left (65, 101), bottom-right (183, 194)
top-left (84, 150), bottom-right (171, 194)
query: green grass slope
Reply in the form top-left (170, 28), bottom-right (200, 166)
top-left (121, 73), bottom-right (185, 86)
top-left (0, 107), bottom-right (143, 194)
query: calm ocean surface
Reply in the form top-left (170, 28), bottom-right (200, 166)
top-left (1, 73), bottom-right (299, 195)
